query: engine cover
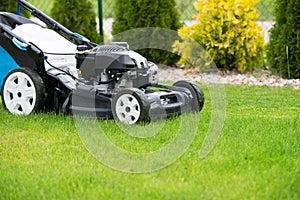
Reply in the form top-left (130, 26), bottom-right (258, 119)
top-left (77, 45), bottom-right (139, 77)
top-left (76, 44), bottom-right (158, 88)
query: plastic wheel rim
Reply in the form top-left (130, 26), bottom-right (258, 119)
top-left (3, 71), bottom-right (37, 115)
top-left (115, 94), bottom-right (141, 124)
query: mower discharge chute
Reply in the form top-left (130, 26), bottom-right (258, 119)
top-left (0, 0), bottom-right (204, 124)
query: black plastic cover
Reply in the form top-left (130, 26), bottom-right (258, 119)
top-left (76, 45), bottom-right (136, 80)
top-left (0, 12), bottom-right (37, 29)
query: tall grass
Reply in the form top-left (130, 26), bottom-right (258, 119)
top-left (0, 84), bottom-right (299, 199)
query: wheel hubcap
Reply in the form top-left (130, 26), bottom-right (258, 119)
top-left (115, 94), bottom-right (141, 124)
top-left (3, 72), bottom-right (37, 115)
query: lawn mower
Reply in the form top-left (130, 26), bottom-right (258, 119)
top-left (0, 0), bottom-right (204, 124)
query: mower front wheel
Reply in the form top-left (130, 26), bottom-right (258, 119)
top-left (173, 80), bottom-right (205, 112)
top-left (1, 67), bottom-right (45, 115)
top-left (112, 89), bottom-right (150, 124)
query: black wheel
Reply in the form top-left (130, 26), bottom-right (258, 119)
top-left (1, 67), bottom-right (45, 115)
top-left (173, 80), bottom-right (205, 112)
top-left (112, 88), bottom-right (150, 124)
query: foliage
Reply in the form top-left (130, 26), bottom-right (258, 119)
top-left (0, 0), bottom-right (30, 17)
top-left (255, 0), bottom-right (274, 21)
top-left (174, 0), bottom-right (265, 72)
top-left (112, 0), bottom-right (182, 65)
top-left (27, 0), bottom-right (275, 21)
top-left (50, 0), bottom-right (102, 43)
top-left (267, 0), bottom-right (300, 79)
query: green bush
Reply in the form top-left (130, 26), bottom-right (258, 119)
top-left (112, 0), bottom-right (182, 65)
top-left (267, 0), bottom-right (300, 79)
top-left (174, 0), bottom-right (265, 72)
top-left (50, 0), bottom-right (102, 43)
top-left (0, 0), bottom-right (30, 17)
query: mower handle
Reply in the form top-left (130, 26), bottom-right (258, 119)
top-left (15, 0), bottom-right (94, 49)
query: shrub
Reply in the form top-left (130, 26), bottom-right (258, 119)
top-left (173, 0), bottom-right (265, 72)
top-left (50, 0), bottom-right (102, 43)
top-left (112, 0), bottom-right (182, 65)
top-left (0, 0), bottom-right (30, 17)
top-left (267, 0), bottom-right (300, 79)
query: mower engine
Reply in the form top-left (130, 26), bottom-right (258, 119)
top-left (76, 43), bottom-right (158, 94)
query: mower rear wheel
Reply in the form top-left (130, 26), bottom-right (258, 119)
top-left (173, 80), bottom-right (205, 112)
top-left (112, 89), bottom-right (150, 124)
top-left (2, 67), bottom-right (45, 115)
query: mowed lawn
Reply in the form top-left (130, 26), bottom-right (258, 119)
top-left (0, 84), bottom-right (299, 199)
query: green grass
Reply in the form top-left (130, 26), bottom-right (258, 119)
top-left (26, 0), bottom-right (274, 21)
top-left (0, 84), bottom-right (299, 199)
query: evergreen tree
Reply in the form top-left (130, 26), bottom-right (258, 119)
top-left (0, 0), bottom-right (30, 17)
top-left (51, 0), bottom-right (102, 43)
top-left (267, 0), bottom-right (300, 78)
top-left (112, 0), bottom-right (182, 65)
top-left (174, 0), bottom-right (264, 72)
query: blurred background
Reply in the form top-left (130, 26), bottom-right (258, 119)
top-left (24, 0), bottom-right (274, 43)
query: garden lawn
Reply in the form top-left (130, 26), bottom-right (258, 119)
top-left (0, 84), bottom-right (299, 199)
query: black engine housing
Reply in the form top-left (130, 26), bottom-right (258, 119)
top-left (76, 44), bottom-right (158, 89)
